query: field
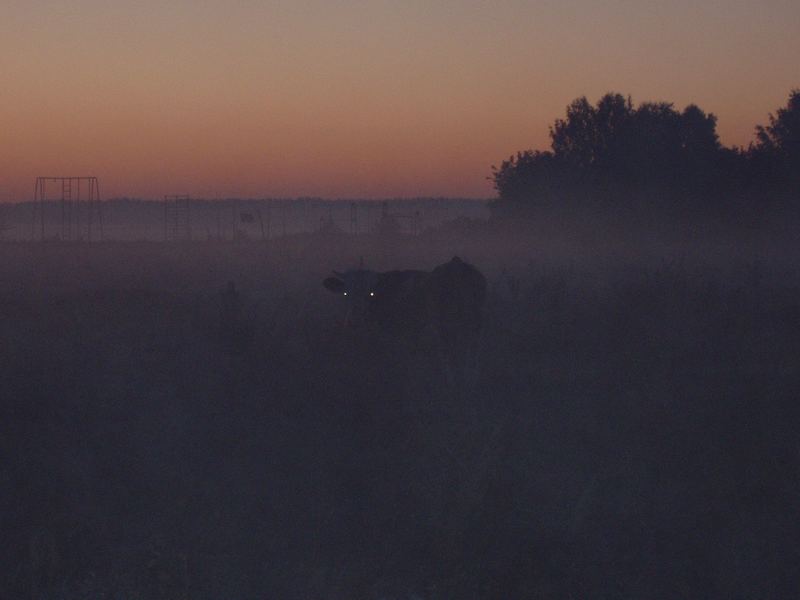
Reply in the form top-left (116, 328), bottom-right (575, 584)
top-left (1, 216), bottom-right (799, 599)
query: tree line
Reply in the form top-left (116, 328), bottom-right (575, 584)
top-left (491, 89), bottom-right (800, 218)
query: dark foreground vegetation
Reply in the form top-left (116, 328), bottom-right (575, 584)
top-left (1, 215), bottom-right (798, 598)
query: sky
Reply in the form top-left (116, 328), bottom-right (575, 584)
top-left (1, 0), bottom-right (798, 200)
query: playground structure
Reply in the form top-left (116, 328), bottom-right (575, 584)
top-left (318, 205), bottom-right (343, 234)
top-left (350, 202), bottom-right (358, 234)
top-left (33, 177), bottom-right (103, 241)
top-left (3, 181), bottom-right (488, 242)
top-left (0, 204), bottom-right (12, 240)
top-left (376, 201), bottom-right (420, 237)
top-left (205, 203), bottom-right (269, 241)
top-left (164, 195), bottom-right (192, 241)
top-left (234, 206), bottom-right (267, 241)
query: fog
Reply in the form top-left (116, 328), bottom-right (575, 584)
top-left (2, 201), bottom-right (799, 598)
top-left (0, 198), bottom-right (490, 242)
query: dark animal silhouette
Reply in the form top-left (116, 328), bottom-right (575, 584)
top-left (323, 256), bottom-right (487, 351)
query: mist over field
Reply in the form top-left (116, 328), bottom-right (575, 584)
top-left (2, 199), bottom-right (799, 598)
top-left (2, 70), bottom-right (799, 599)
top-left (3, 0), bottom-right (799, 593)
top-left (0, 198), bottom-right (490, 243)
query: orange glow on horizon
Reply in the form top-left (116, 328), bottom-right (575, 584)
top-left (1, 1), bottom-right (798, 200)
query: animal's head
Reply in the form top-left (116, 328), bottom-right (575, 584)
top-left (323, 269), bottom-right (381, 324)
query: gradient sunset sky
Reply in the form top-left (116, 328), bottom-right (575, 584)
top-left (1, 1), bottom-right (798, 200)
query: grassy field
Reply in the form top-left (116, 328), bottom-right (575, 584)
top-left (1, 221), bottom-right (798, 598)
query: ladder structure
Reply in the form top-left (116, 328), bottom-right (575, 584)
top-left (393, 210), bottom-right (420, 237)
top-left (376, 202), bottom-right (420, 236)
top-left (33, 177), bottom-right (103, 242)
top-left (164, 195), bottom-right (192, 241)
top-left (0, 204), bottom-right (12, 240)
top-left (350, 202), bottom-right (358, 235)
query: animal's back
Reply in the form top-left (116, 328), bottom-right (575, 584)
top-left (427, 256), bottom-right (487, 348)
top-left (322, 258), bottom-right (486, 349)
top-left (370, 269), bottom-right (429, 333)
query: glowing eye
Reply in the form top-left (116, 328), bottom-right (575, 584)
top-left (369, 292), bottom-right (375, 296)
top-left (343, 292), bottom-right (348, 296)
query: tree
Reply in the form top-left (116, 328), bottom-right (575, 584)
top-left (592, 93), bottom-right (635, 173)
top-left (753, 90), bottom-right (800, 190)
top-left (679, 105), bottom-right (721, 192)
top-left (755, 89), bottom-right (800, 157)
top-left (491, 150), bottom-right (556, 200)
top-left (491, 92), bottom-right (731, 214)
top-left (549, 96), bottom-right (599, 171)
top-left (680, 104), bottom-right (720, 157)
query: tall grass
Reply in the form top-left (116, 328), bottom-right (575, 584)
top-left (1, 226), bottom-right (798, 598)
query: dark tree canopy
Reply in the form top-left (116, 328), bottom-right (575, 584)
top-left (751, 89), bottom-right (800, 190)
top-left (491, 89), bottom-right (797, 217)
top-left (755, 89), bottom-right (800, 156)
